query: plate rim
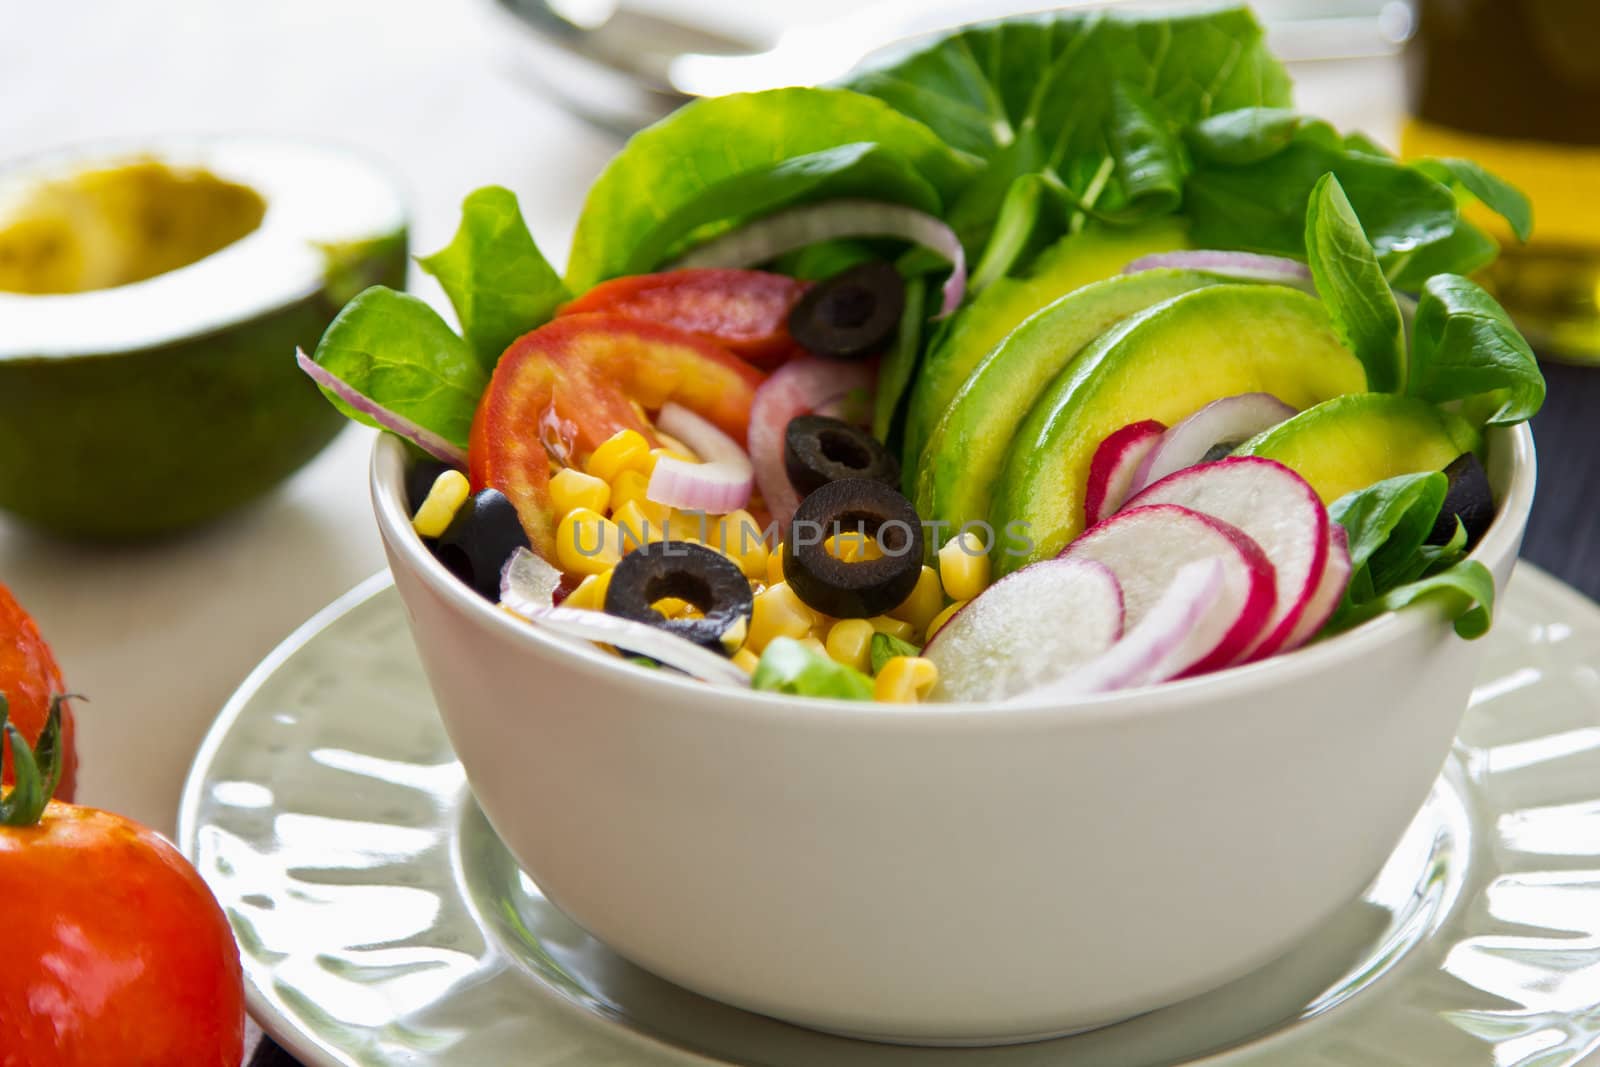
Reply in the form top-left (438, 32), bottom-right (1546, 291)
top-left (178, 559), bottom-right (1591, 1067)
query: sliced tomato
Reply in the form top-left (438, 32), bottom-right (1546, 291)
top-left (557, 269), bottom-right (809, 368)
top-left (470, 313), bottom-right (765, 559)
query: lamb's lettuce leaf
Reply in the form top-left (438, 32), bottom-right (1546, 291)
top-left (753, 637), bottom-right (876, 700)
top-left (843, 6), bottom-right (1290, 253)
top-left (1408, 273), bottom-right (1545, 425)
top-left (1304, 174), bottom-right (1405, 392)
top-left (1325, 472), bottom-right (1494, 639)
top-left (869, 632), bottom-right (923, 675)
top-left (418, 186), bottom-right (568, 370)
top-left (564, 89), bottom-right (977, 292)
top-left (307, 286), bottom-right (486, 450)
top-left (1413, 158), bottom-right (1533, 242)
top-left (873, 276), bottom-right (928, 445)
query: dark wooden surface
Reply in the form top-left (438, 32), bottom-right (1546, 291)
top-left (244, 358), bottom-right (1600, 1067)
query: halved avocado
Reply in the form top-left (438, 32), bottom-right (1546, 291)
top-left (899, 218), bottom-right (1189, 474)
top-left (1237, 393), bottom-right (1482, 504)
top-left (991, 284), bottom-right (1368, 574)
top-left (915, 269), bottom-right (1223, 543)
top-left (0, 137), bottom-right (406, 538)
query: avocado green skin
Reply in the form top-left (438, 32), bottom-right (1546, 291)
top-left (900, 219), bottom-right (1189, 478)
top-left (915, 269), bottom-right (1221, 549)
top-left (1237, 392), bottom-right (1482, 505)
top-left (990, 284), bottom-right (1369, 576)
top-left (0, 240), bottom-right (406, 540)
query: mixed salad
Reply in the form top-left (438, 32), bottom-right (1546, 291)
top-left (300, 6), bottom-right (1543, 704)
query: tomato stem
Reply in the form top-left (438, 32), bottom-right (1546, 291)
top-left (0, 692), bottom-right (67, 827)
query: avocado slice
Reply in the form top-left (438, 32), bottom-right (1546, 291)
top-left (915, 269), bottom-right (1223, 544)
top-left (900, 218), bottom-right (1188, 475)
top-left (1236, 393), bottom-right (1482, 504)
top-left (0, 138), bottom-right (406, 539)
top-left (991, 284), bottom-right (1368, 574)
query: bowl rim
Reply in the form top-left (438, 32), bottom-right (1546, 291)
top-left (371, 422), bottom-right (1535, 731)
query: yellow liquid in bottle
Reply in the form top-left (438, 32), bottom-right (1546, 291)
top-left (1403, 1), bottom-right (1600, 362)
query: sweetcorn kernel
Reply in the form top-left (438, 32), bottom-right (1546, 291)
top-left (556, 507), bottom-right (622, 576)
top-left (710, 509), bottom-right (772, 579)
top-left (411, 470), bottom-right (470, 538)
top-left (585, 429), bottom-right (651, 483)
top-left (889, 566), bottom-right (944, 632)
top-left (825, 531), bottom-right (883, 563)
top-left (565, 569), bottom-right (614, 612)
top-left (939, 531), bottom-right (992, 602)
top-left (874, 656), bottom-right (939, 703)
top-left (550, 467), bottom-right (610, 517)
top-left (666, 509), bottom-right (711, 544)
top-left (747, 581), bottom-right (818, 652)
top-left (795, 635), bottom-right (829, 658)
top-left (825, 618), bottom-right (875, 674)
top-left (610, 470), bottom-right (670, 524)
top-left (651, 596), bottom-right (692, 617)
top-left (767, 542), bottom-right (786, 585)
top-left (645, 445), bottom-right (698, 475)
top-left (869, 615), bottom-right (917, 642)
top-left (925, 599), bottom-right (968, 642)
top-left (613, 499), bottom-right (665, 551)
top-left (732, 647), bottom-right (760, 674)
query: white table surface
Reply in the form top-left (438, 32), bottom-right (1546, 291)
top-left (0, 0), bottom-right (1401, 837)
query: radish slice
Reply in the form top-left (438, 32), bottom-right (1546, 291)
top-left (1130, 392), bottom-right (1297, 496)
top-left (924, 559), bottom-right (1123, 702)
top-left (1125, 457), bottom-right (1329, 662)
top-left (1059, 504), bottom-right (1275, 675)
top-left (1280, 523), bottom-right (1352, 652)
top-left (500, 547), bottom-right (563, 612)
top-left (670, 199), bottom-right (967, 317)
top-left (1124, 250), bottom-right (1313, 290)
top-left (296, 348), bottom-right (466, 466)
top-left (498, 596), bottom-right (750, 687)
top-left (646, 403), bottom-right (754, 512)
top-left (748, 357), bottom-right (876, 533)
top-left (1017, 558), bottom-right (1231, 699)
top-left (1084, 420), bottom-right (1166, 528)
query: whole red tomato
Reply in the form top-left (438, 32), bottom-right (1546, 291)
top-left (0, 581), bottom-right (77, 801)
top-left (0, 702), bottom-right (244, 1066)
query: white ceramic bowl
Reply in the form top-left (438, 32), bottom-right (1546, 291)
top-left (371, 425), bottom-right (1534, 1045)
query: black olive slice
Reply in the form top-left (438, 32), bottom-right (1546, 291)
top-left (787, 261), bottom-right (905, 360)
top-left (1427, 453), bottom-right (1495, 547)
top-left (436, 489), bottom-right (531, 601)
top-left (783, 478), bottom-right (925, 618)
top-left (605, 541), bottom-right (755, 655)
top-left (784, 414), bottom-right (901, 497)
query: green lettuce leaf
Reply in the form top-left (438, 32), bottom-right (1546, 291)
top-left (307, 286), bottom-right (487, 450)
top-left (1413, 158), bottom-right (1533, 242)
top-left (873, 275), bottom-right (928, 447)
top-left (565, 89), bottom-right (976, 292)
top-left (869, 632), bottom-right (923, 675)
top-left (1326, 472), bottom-right (1495, 639)
top-left (1304, 173), bottom-right (1406, 392)
top-left (1408, 273), bottom-right (1545, 425)
top-left (752, 637), bottom-right (876, 700)
top-left (418, 186), bottom-right (568, 371)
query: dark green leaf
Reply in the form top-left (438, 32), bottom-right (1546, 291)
top-left (1332, 559), bottom-right (1496, 639)
top-left (752, 637), bottom-right (876, 700)
top-left (418, 186), bottom-right (568, 370)
top-left (1414, 158), bottom-right (1533, 242)
top-left (1184, 107), bottom-right (1302, 165)
top-left (870, 632), bottom-right (923, 675)
top-left (565, 90), bottom-right (976, 291)
top-left (771, 240), bottom-right (880, 280)
top-left (874, 277), bottom-right (928, 446)
top-left (1342, 131), bottom-right (1393, 159)
top-left (1408, 274), bottom-right (1545, 425)
top-left (1384, 220), bottom-right (1500, 291)
top-left (967, 173), bottom-right (1061, 291)
top-left (308, 287), bottom-right (487, 450)
top-left (1104, 81), bottom-right (1185, 219)
top-left (1304, 173), bottom-right (1406, 392)
top-left (1330, 471), bottom-right (1448, 579)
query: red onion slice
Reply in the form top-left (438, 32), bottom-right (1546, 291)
top-left (498, 593), bottom-right (750, 687)
top-left (1129, 393), bottom-right (1298, 497)
top-left (646, 403), bottom-right (754, 513)
top-left (670, 199), bottom-right (967, 317)
top-left (500, 547), bottom-right (563, 612)
top-left (296, 348), bottom-right (467, 467)
top-left (748, 357), bottom-right (876, 533)
top-left (1125, 250), bottom-right (1313, 290)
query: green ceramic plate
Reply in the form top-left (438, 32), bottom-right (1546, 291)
top-left (179, 565), bottom-right (1600, 1066)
